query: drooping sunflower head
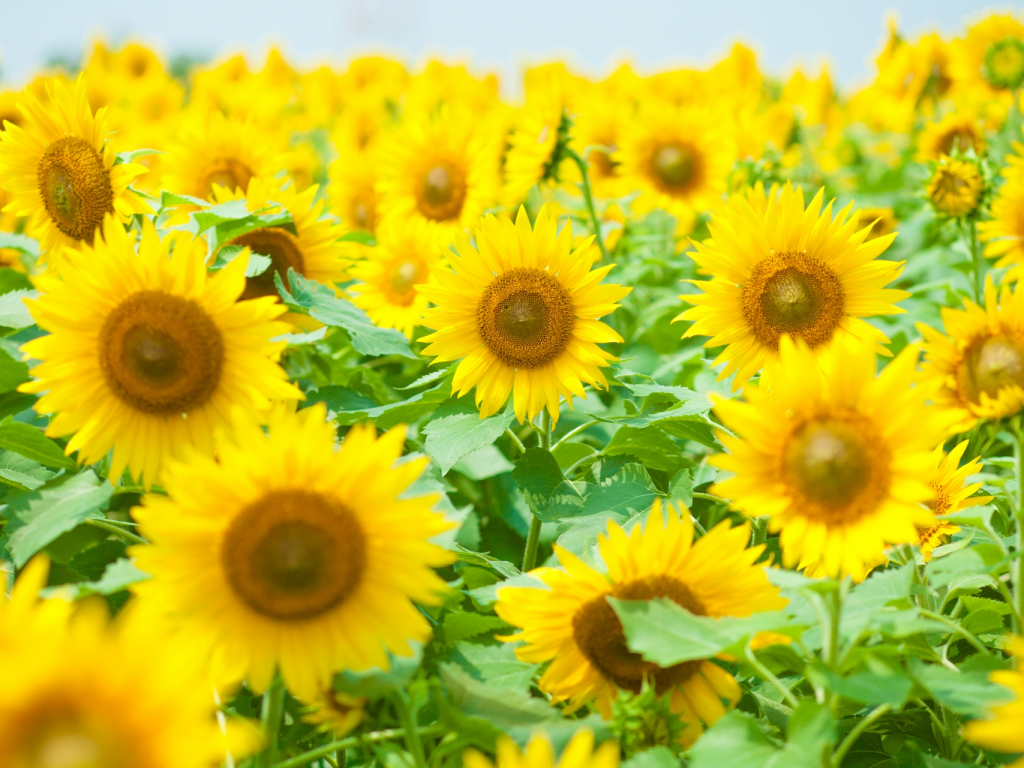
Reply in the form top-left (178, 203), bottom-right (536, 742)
top-left (678, 182), bottom-right (908, 389)
top-left (927, 155), bottom-right (984, 218)
top-left (712, 335), bottom-right (954, 580)
top-left (0, 76), bottom-right (149, 262)
top-left (20, 215), bottom-right (302, 486)
top-left (350, 215), bottom-right (446, 337)
top-left (463, 730), bottom-right (619, 768)
top-left (918, 277), bottom-right (1024, 430)
top-left (963, 635), bottom-right (1024, 763)
top-left (917, 114), bottom-right (986, 161)
top-left (984, 36), bottom-right (1024, 89)
top-left (419, 205), bottom-right (630, 424)
top-left (130, 404), bottom-right (454, 700)
top-left (0, 558), bottom-right (256, 768)
top-left (496, 499), bottom-right (785, 746)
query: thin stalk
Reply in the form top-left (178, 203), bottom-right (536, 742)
top-left (83, 518), bottom-right (147, 545)
top-left (504, 428), bottom-right (526, 455)
top-left (692, 492), bottom-right (727, 505)
top-left (260, 677), bottom-right (287, 767)
top-left (551, 420), bottom-right (599, 452)
top-left (394, 695), bottom-right (427, 768)
top-left (270, 727), bottom-right (445, 768)
top-left (565, 147), bottom-right (610, 263)
top-left (920, 609), bottom-right (991, 655)
top-left (1014, 420), bottom-right (1024, 631)
top-left (521, 411), bottom-right (552, 572)
top-left (744, 642), bottom-right (799, 708)
top-left (967, 219), bottom-right (985, 305)
top-left (831, 704), bottom-right (892, 768)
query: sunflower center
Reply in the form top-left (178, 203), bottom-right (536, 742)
top-left (37, 137), bottom-right (115, 242)
top-left (15, 715), bottom-right (125, 768)
top-left (741, 252), bottom-right (844, 350)
top-left (351, 198), bottom-right (374, 231)
top-left (199, 157), bottom-right (254, 198)
top-left (926, 481), bottom-right (951, 516)
top-left (959, 333), bottom-right (1024, 404)
top-left (417, 162), bottom-right (466, 222)
top-left (230, 228), bottom-right (306, 301)
top-left (938, 126), bottom-right (980, 156)
top-left (388, 259), bottom-right (422, 304)
top-left (572, 575), bottom-right (705, 695)
top-left (984, 37), bottom-right (1024, 89)
top-left (651, 143), bottom-right (695, 191)
top-left (590, 146), bottom-right (617, 180)
top-left (221, 490), bottom-right (366, 621)
top-left (477, 268), bottom-right (575, 369)
top-left (782, 416), bottom-right (891, 523)
top-left (98, 291), bottom-right (224, 416)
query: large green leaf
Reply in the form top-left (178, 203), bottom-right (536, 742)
top-left (450, 642), bottom-right (539, 693)
top-left (688, 711), bottom-right (779, 768)
top-left (423, 402), bottom-right (515, 475)
top-left (0, 347), bottom-right (30, 393)
top-left (41, 558), bottom-right (150, 599)
top-left (512, 448), bottom-right (583, 522)
top-left (0, 417), bottom-right (77, 470)
top-left (604, 425), bottom-right (688, 474)
top-left (0, 450), bottom-right (55, 490)
top-left (0, 289), bottom-right (38, 329)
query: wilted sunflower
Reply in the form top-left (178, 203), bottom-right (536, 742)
top-left (0, 76), bottom-right (149, 262)
top-left (918, 277), bottom-right (1024, 431)
top-left (420, 205), bottom-right (630, 424)
top-left (979, 171), bottom-right (1024, 281)
top-left (964, 636), bottom-right (1024, 766)
top-left (131, 404), bottom-right (454, 699)
top-left (463, 730), bottom-right (619, 768)
top-left (616, 103), bottom-right (733, 232)
top-left (20, 216), bottom-right (301, 486)
top-left (712, 335), bottom-right (952, 580)
top-left (0, 558), bottom-right (255, 768)
top-left (927, 156), bottom-right (983, 218)
top-left (918, 440), bottom-right (990, 562)
top-left (350, 216), bottom-right (445, 337)
top-left (377, 106), bottom-right (500, 240)
top-left (678, 183), bottom-right (907, 389)
top-left (917, 113), bottom-right (985, 161)
top-left (496, 500), bottom-right (785, 746)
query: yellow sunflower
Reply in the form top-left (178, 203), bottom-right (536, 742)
top-left (570, 93), bottom-right (628, 199)
top-left (350, 216), bottom-right (445, 337)
top-left (212, 176), bottom-right (351, 301)
top-left (377, 106), bottom-right (501, 242)
top-left (917, 277), bottom-right (1024, 431)
top-left (855, 206), bottom-right (898, 242)
top-left (918, 440), bottom-right (990, 561)
top-left (20, 215), bottom-right (301, 487)
top-left (301, 688), bottom-right (366, 737)
top-left (130, 404), bottom-right (454, 699)
top-left (615, 103), bottom-right (733, 233)
top-left (0, 76), bottom-right (149, 263)
top-left (496, 499), bottom-right (785, 746)
top-left (964, 636), bottom-right (1024, 766)
top-left (677, 183), bottom-right (907, 389)
top-left (161, 109), bottom-right (289, 201)
top-left (711, 335), bottom-right (953, 580)
top-left (980, 172), bottom-right (1024, 281)
top-left (502, 81), bottom-right (572, 207)
top-left (329, 149), bottom-right (381, 233)
top-left (419, 205), bottom-right (630, 425)
top-left (927, 156), bottom-right (984, 218)
top-left (463, 730), bottom-right (618, 768)
top-left (917, 114), bottom-right (986, 161)
top-left (950, 14), bottom-right (1024, 97)
top-left (0, 558), bottom-right (255, 768)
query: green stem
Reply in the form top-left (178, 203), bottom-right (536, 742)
top-left (1014, 419), bottom-right (1024, 633)
top-left (565, 147), bottom-right (610, 263)
top-left (84, 518), bottom-right (147, 545)
top-left (920, 609), bottom-right (991, 655)
top-left (521, 411), bottom-right (552, 572)
top-left (270, 726), bottom-right (445, 768)
top-left (394, 695), bottom-right (427, 768)
top-left (261, 676), bottom-right (287, 767)
top-left (744, 642), bottom-right (799, 708)
top-left (831, 704), bottom-right (892, 768)
top-left (504, 428), bottom-right (526, 455)
top-left (967, 219), bottom-right (984, 305)
top-left (692, 492), bottom-right (727, 504)
top-left (551, 420), bottom-right (599, 451)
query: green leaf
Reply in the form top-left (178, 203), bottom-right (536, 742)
top-left (339, 230), bottom-right (375, 245)
top-left (0, 450), bottom-right (55, 490)
top-left (439, 662), bottom-right (564, 727)
top-left (910, 658), bottom-right (1014, 716)
top-left (823, 669), bottom-right (914, 707)
top-left (441, 611), bottom-right (510, 645)
top-left (306, 385), bottom-right (378, 415)
top-left (40, 558), bottom-right (150, 599)
top-left (551, 440), bottom-right (596, 470)
top-left (621, 747), bottom-right (679, 768)
top-left (397, 366), bottom-right (452, 390)
top-left (577, 466), bottom-right (662, 517)
top-left (604, 425), bottom-right (687, 474)
top-left (0, 289), bottom-right (38, 329)
top-left (668, 469), bottom-right (693, 506)
top-left (8, 471), bottom-right (114, 567)
top-left (453, 545), bottom-right (520, 579)
top-left (67, 539), bottom-right (126, 580)
top-left (0, 417), bottom-right (77, 469)
top-left (613, 597), bottom-right (799, 665)
top-left (115, 148), bottom-right (161, 164)
top-left (780, 700), bottom-right (835, 768)
top-left (0, 233), bottom-right (39, 258)
top-left (423, 403), bottom-right (515, 475)
top-left (512, 448), bottom-right (583, 522)
top-left (277, 270), bottom-right (416, 359)
top-left (453, 445), bottom-right (514, 480)
top-left (688, 711), bottom-right (779, 768)
top-left (244, 253), bottom-right (273, 277)
top-left (335, 644), bottom-right (424, 700)
top-left (450, 642), bottom-right (539, 692)
top-left (839, 564), bottom-right (913, 638)
top-left (0, 347), bottom-right (30, 392)
top-left (159, 190), bottom-right (209, 209)
top-left (960, 608), bottom-right (1007, 636)
top-left (191, 199), bottom-right (253, 232)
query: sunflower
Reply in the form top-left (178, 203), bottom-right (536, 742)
top-left (212, 177), bottom-right (351, 301)
top-left (502, 83), bottom-right (571, 206)
top-left (570, 93), bottom-right (628, 198)
top-left (917, 440), bottom-right (991, 561)
top-left (964, 636), bottom-right (1024, 767)
top-left (376, 105), bottom-right (501, 242)
top-left (0, 558), bottom-right (255, 768)
top-left (419, 205), bottom-right (630, 425)
top-left (19, 215), bottom-right (301, 487)
top-left (463, 730), bottom-right (619, 768)
top-left (711, 335), bottom-right (953, 580)
top-left (615, 103), bottom-right (733, 232)
top-left (677, 183), bottom-right (907, 389)
top-left (301, 688), bottom-right (366, 737)
top-left (855, 206), bottom-right (898, 241)
top-left (350, 216), bottom-right (445, 337)
top-left (496, 499), bottom-right (785, 746)
top-left (329, 149), bottom-right (381, 233)
top-left (927, 156), bottom-right (983, 218)
top-left (130, 404), bottom-right (454, 699)
top-left (984, 36), bottom-right (1024, 89)
top-left (979, 172), bottom-right (1024, 281)
top-left (161, 109), bottom-right (289, 201)
top-left (950, 14), bottom-right (1024, 97)
top-left (917, 114), bottom-right (986, 161)
top-left (917, 277), bottom-right (1024, 431)
top-left (0, 76), bottom-right (149, 262)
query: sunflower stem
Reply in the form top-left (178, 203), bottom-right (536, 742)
top-left (919, 609), bottom-right (991, 655)
top-left (83, 518), bottom-right (147, 545)
top-left (394, 693), bottom-right (428, 768)
top-left (261, 676), bottom-right (287, 766)
top-left (565, 146), bottom-right (610, 263)
top-left (1013, 419), bottom-right (1024, 632)
top-left (269, 726), bottom-right (445, 768)
top-left (830, 704), bottom-right (891, 768)
top-left (965, 218), bottom-right (984, 305)
top-left (504, 428), bottom-right (526, 455)
top-left (744, 641), bottom-right (799, 708)
top-left (521, 411), bottom-right (552, 572)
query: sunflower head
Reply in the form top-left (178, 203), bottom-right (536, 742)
top-left (984, 36), bottom-right (1024, 89)
top-left (463, 730), bottom-right (619, 768)
top-left (301, 688), bottom-right (367, 737)
top-left (927, 156), bottom-right (984, 218)
top-left (855, 207), bottom-right (898, 241)
top-left (917, 114), bottom-right (985, 162)
top-left (419, 205), bottom-right (630, 424)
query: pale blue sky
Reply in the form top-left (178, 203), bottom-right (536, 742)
top-left (0, 0), bottom-right (1005, 95)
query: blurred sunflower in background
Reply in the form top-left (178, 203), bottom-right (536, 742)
top-left (918, 440), bottom-right (990, 561)
top-left (463, 731), bottom-right (619, 768)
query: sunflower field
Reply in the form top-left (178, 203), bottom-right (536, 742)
top-left (6, 10), bottom-right (1024, 768)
